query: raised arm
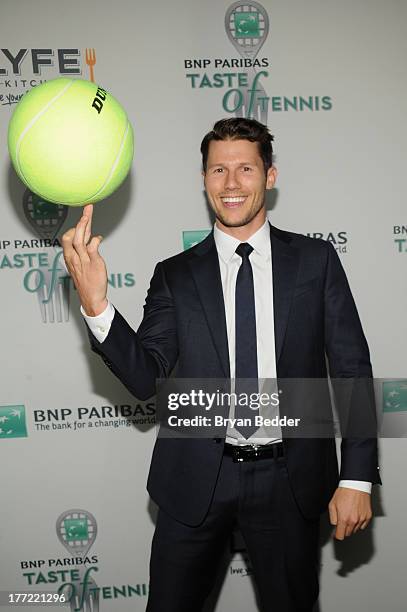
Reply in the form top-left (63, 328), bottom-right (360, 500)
top-left (62, 205), bottom-right (178, 399)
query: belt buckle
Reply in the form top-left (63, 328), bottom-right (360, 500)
top-left (234, 444), bottom-right (260, 463)
top-left (250, 445), bottom-right (261, 461)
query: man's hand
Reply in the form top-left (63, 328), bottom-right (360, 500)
top-left (62, 204), bottom-right (108, 316)
top-left (328, 487), bottom-right (372, 540)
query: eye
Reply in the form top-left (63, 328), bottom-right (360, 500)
top-left (242, 166), bottom-right (253, 172)
top-left (213, 167), bottom-right (224, 174)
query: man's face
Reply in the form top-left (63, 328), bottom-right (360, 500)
top-left (203, 139), bottom-right (277, 230)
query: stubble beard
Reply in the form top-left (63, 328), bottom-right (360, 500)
top-left (214, 199), bottom-right (264, 228)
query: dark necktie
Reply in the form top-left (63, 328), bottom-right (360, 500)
top-left (235, 242), bottom-right (259, 439)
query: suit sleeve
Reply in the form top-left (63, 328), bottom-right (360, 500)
top-left (86, 261), bottom-right (179, 400)
top-left (323, 242), bottom-right (381, 484)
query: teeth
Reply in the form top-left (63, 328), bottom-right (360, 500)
top-left (221, 197), bottom-right (246, 203)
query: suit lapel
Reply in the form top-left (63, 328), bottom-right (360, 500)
top-left (187, 232), bottom-right (230, 378)
top-left (270, 225), bottom-right (300, 364)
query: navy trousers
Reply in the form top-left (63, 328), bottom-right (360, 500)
top-left (146, 453), bottom-right (320, 612)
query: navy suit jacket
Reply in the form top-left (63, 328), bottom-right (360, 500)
top-left (88, 224), bottom-right (381, 526)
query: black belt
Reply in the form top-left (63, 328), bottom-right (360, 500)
top-left (224, 442), bottom-right (284, 462)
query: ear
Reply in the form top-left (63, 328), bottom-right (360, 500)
top-left (266, 165), bottom-right (278, 190)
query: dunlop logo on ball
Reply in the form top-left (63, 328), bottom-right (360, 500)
top-left (92, 86), bottom-right (107, 114)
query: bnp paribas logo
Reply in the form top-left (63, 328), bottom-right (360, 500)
top-left (226, 2), bottom-right (268, 50)
top-left (182, 230), bottom-right (211, 251)
top-left (234, 12), bottom-right (261, 38)
top-left (57, 508), bottom-right (97, 556)
top-left (383, 381), bottom-right (407, 412)
top-left (64, 517), bottom-right (90, 541)
top-left (0, 405), bottom-right (28, 439)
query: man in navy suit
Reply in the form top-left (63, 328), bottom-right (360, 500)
top-left (62, 118), bottom-right (380, 611)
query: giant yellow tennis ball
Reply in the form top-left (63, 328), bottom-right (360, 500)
top-left (8, 78), bottom-right (133, 206)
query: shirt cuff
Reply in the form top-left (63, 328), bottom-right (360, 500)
top-left (81, 300), bottom-right (115, 343)
top-left (338, 480), bottom-right (372, 494)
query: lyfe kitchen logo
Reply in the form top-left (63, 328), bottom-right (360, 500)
top-left (0, 48), bottom-right (95, 108)
top-left (0, 405), bottom-right (28, 438)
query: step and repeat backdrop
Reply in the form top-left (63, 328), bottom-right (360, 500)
top-left (1, 0), bottom-right (406, 610)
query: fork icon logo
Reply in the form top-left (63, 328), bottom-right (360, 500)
top-left (22, 190), bottom-right (70, 323)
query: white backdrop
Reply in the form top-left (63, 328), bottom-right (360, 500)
top-left (1, 1), bottom-right (406, 610)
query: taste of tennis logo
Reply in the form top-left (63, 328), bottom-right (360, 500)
top-left (0, 191), bottom-right (135, 324)
top-left (0, 189), bottom-right (136, 324)
top-left (19, 509), bottom-right (148, 610)
top-left (184, 1), bottom-right (333, 120)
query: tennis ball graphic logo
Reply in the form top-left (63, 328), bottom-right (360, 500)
top-left (8, 78), bottom-right (134, 206)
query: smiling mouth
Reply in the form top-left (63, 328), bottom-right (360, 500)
top-left (220, 196), bottom-right (247, 208)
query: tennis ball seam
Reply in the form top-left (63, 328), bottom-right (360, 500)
top-left (82, 120), bottom-right (131, 203)
top-left (15, 80), bottom-right (75, 185)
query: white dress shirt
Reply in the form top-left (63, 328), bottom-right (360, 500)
top-left (82, 220), bottom-right (371, 494)
top-left (213, 220), bottom-right (281, 446)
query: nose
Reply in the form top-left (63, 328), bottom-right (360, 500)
top-left (224, 169), bottom-right (240, 190)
